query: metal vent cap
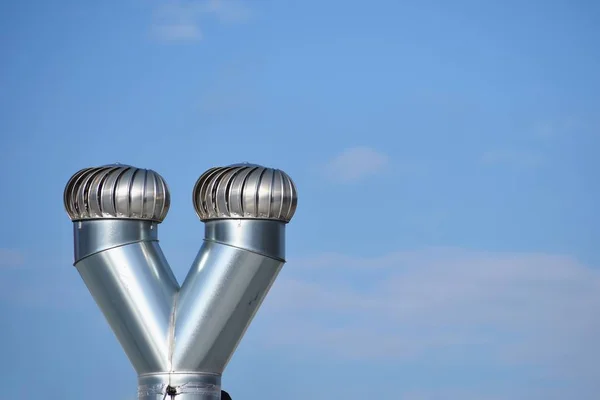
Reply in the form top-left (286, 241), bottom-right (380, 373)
top-left (193, 163), bottom-right (298, 222)
top-left (64, 164), bottom-right (170, 222)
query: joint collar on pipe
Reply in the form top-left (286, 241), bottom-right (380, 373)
top-left (73, 219), bottom-right (159, 263)
top-left (203, 219), bottom-right (286, 261)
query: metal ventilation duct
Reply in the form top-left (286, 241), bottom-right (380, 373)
top-left (64, 163), bottom-right (298, 400)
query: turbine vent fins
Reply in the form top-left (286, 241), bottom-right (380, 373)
top-left (192, 163), bottom-right (298, 223)
top-left (63, 164), bottom-right (170, 223)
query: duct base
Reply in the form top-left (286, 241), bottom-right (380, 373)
top-left (138, 372), bottom-right (221, 399)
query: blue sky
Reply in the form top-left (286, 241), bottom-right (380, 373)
top-left (1, 0), bottom-right (599, 399)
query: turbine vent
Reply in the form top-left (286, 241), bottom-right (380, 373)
top-left (64, 164), bottom-right (170, 222)
top-left (64, 161), bottom-right (297, 398)
top-left (193, 163), bottom-right (298, 223)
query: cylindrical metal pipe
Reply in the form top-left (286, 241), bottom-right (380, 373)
top-left (138, 372), bottom-right (221, 400)
top-left (172, 219), bottom-right (286, 372)
top-left (73, 219), bottom-right (179, 374)
top-left (64, 163), bottom-right (299, 399)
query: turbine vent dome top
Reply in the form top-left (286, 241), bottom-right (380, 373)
top-left (63, 164), bottom-right (170, 222)
top-left (193, 163), bottom-right (298, 222)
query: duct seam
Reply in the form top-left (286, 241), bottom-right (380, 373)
top-left (167, 291), bottom-right (179, 385)
top-left (137, 383), bottom-right (219, 397)
top-left (178, 382), bottom-right (219, 394)
top-left (73, 238), bottom-right (158, 264)
top-left (137, 383), bottom-right (166, 396)
top-left (202, 238), bottom-right (286, 262)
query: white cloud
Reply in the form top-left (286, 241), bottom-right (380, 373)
top-left (0, 269), bottom-right (90, 310)
top-left (258, 248), bottom-right (600, 386)
top-left (153, 23), bottom-right (202, 41)
top-left (533, 117), bottom-right (589, 139)
top-left (0, 249), bottom-right (24, 268)
top-left (325, 146), bottom-right (389, 183)
top-left (206, 0), bottom-right (252, 23)
top-left (397, 387), bottom-right (573, 400)
top-left (0, 253), bottom-right (89, 310)
top-left (152, 0), bottom-right (252, 42)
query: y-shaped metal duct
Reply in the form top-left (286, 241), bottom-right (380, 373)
top-left (63, 163), bottom-right (297, 399)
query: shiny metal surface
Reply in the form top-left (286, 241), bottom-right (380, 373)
top-left (74, 219), bottom-right (158, 262)
top-left (71, 219), bottom-right (286, 376)
top-left (172, 231), bottom-right (285, 372)
top-left (204, 219), bottom-right (285, 260)
top-left (193, 164), bottom-right (298, 222)
top-left (64, 164), bottom-right (170, 222)
top-left (138, 372), bottom-right (220, 399)
top-left (65, 163), bottom-right (298, 399)
top-left (74, 220), bottom-right (178, 374)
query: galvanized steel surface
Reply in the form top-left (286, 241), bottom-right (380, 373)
top-left (204, 219), bottom-right (286, 260)
top-left (73, 219), bottom-right (159, 262)
top-left (74, 220), bottom-right (178, 374)
top-left (66, 163), bottom-right (296, 398)
top-left (138, 372), bottom-right (220, 400)
top-left (193, 164), bottom-right (298, 222)
top-left (172, 221), bottom-right (285, 372)
top-left (64, 164), bottom-right (170, 222)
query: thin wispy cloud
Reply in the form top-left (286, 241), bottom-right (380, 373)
top-left (533, 117), bottom-right (589, 139)
top-left (0, 248), bottom-right (24, 268)
top-left (259, 248), bottom-right (600, 388)
top-left (325, 146), bottom-right (389, 183)
top-left (154, 23), bottom-right (202, 41)
top-left (0, 267), bottom-right (89, 310)
top-left (152, 0), bottom-right (252, 42)
top-left (398, 387), bottom-right (568, 400)
top-left (207, 0), bottom-right (253, 23)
